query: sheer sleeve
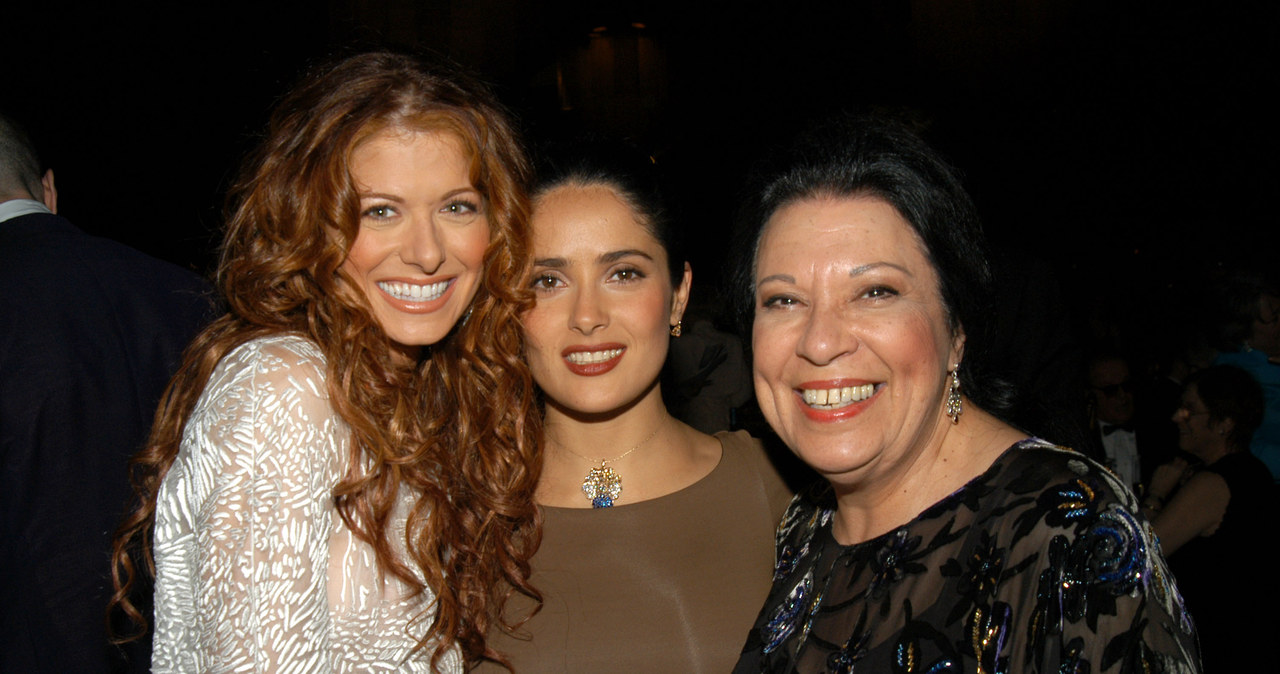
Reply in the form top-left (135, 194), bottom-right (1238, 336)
top-left (1018, 480), bottom-right (1201, 673)
top-left (152, 336), bottom-right (346, 673)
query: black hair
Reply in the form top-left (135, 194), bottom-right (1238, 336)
top-left (533, 137), bottom-right (685, 285)
top-left (731, 114), bottom-right (1011, 417)
top-left (1186, 364), bottom-right (1265, 451)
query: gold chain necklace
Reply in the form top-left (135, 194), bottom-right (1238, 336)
top-left (559, 426), bottom-right (661, 508)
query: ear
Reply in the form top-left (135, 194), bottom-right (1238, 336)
top-left (40, 169), bottom-right (57, 214)
top-left (1212, 416), bottom-right (1236, 439)
top-left (670, 262), bottom-right (692, 326)
top-left (949, 325), bottom-right (966, 370)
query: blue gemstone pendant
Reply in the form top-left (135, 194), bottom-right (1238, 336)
top-left (582, 465), bottom-right (623, 508)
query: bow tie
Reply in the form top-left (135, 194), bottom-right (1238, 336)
top-left (1101, 423), bottom-right (1134, 436)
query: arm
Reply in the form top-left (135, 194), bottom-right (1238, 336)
top-left (1011, 456), bottom-right (1200, 673)
top-left (1151, 472), bottom-right (1230, 555)
top-left (190, 340), bottom-right (343, 672)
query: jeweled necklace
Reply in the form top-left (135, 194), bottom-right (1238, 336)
top-left (560, 426), bottom-right (661, 508)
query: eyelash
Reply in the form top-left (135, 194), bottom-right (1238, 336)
top-left (443, 198), bottom-right (480, 215)
top-left (530, 273), bottom-right (564, 292)
top-left (864, 285), bottom-right (898, 299)
top-left (609, 266), bottom-right (646, 283)
top-left (362, 204), bottom-right (396, 219)
top-left (759, 285), bottom-right (898, 309)
top-left (760, 295), bottom-right (798, 309)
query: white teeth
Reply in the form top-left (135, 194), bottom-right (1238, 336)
top-left (378, 280), bottom-right (448, 302)
top-left (565, 348), bottom-right (624, 365)
top-left (801, 384), bottom-right (876, 409)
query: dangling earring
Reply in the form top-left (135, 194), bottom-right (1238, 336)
top-left (670, 320), bottom-right (682, 337)
top-left (946, 365), bottom-right (963, 424)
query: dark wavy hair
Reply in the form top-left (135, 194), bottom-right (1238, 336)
top-left (730, 114), bottom-right (1011, 417)
top-left (108, 51), bottom-right (542, 668)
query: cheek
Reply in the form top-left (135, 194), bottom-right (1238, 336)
top-left (520, 305), bottom-right (557, 361)
top-left (341, 231), bottom-right (379, 278)
top-left (750, 320), bottom-right (791, 414)
top-left (451, 220), bottom-right (492, 269)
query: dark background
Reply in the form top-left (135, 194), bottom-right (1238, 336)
top-left (4, 0), bottom-right (1276, 342)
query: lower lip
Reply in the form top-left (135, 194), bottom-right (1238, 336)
top-left (378, 280), bottom-right (454, 314)
top-left (563, 349), bottom-right (625, 376)
top-left (795, 387), bottom-right (879, 422)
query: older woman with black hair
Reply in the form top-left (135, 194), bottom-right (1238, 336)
top-left (731, 117), bottom-right (1200, 673)
top-left (1144, 364), bottom-right (1274, 671)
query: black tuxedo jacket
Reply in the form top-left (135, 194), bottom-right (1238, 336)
top-left (1, 212), bottom-right (214, 673)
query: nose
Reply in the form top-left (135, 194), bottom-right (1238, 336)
top-left (1171, 406), bottom-right (1188, 424)
top-left (795, 306), bottom-right (856, 366)
top-left (569, 284), bottom-right (607, 335)
top-left (401, 216), bottom-right (446, 273)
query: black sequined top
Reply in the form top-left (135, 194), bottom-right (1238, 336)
top-left (734, 439), bottom-right (1201, 674)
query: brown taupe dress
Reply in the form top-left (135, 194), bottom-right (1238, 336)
top-left (480, 430), bottom-right (793, 673)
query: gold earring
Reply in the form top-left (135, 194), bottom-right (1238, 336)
top-left (670, 320), bottom-right (682, 337)
top-left (946, 365), bottom-right (962, 424)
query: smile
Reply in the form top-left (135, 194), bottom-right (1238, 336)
top-left (377, 280), bottom-right (450, 303)
top-left (801, 383), bottom-right (878, 410)
top-left (561, 344), bottom-right (626, 376)
top-left (565, 348), bottom-right (625, 365)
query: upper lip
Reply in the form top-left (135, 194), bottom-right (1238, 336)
top-left (796, 378), bottom-right (878, 390)
top-left (377, 275), bottom-right (453, 286)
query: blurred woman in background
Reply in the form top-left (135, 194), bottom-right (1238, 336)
top-left (1145, 364), bottom-right (1275, 672)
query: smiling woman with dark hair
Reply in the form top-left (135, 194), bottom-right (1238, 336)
top-left (478, 140), bottom-right (792, 672)
top-left (731, 116), bottom-right (1200, 674)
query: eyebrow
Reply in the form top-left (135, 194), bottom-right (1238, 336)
top-left (848, 261), bottom-right (913, 277)
top-left (756, 261), bottom-right (913, 288)
top-left (357, 187), bottom-right (480, 201)
top-left (533, 249), bottom-right (654, 269)
top-left (357, 192), bottom-right (404, 202)
top-left (600, 249), bottom-right (654, 264)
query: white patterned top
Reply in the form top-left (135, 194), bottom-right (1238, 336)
top-left (152, 334), bottom-right (461, 673)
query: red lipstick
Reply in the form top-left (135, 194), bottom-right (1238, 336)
top-left (562, 343), bottom-right (626, 376)
top-left (795, 379), bottom-right (880, 423)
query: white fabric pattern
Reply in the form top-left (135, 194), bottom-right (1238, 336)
top-left (152, 334), bottom-right (461, 672)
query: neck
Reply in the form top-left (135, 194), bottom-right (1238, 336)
top-left (543, 382), bottom-right (672, 462)
top-left (828, 402), bottom-right (1022, 545)
top-left (536, 382), bottom-right (721, 508)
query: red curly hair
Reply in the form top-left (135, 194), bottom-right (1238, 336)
top-left (109, 51), bottom-right (542, 668)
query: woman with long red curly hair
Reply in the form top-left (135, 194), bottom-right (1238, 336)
top-left (108, 51), bottom-right (541, 671)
